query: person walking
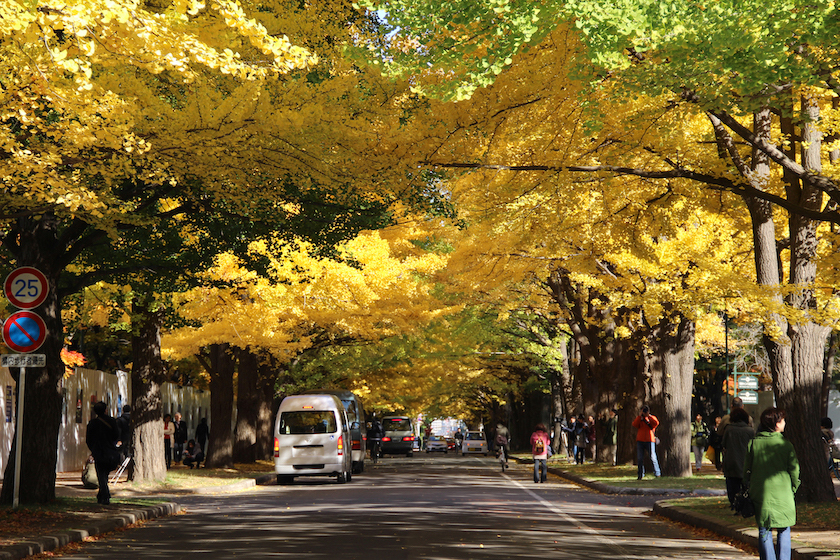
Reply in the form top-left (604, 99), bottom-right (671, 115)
top-left (115, 404), bottom-right (133, 480)
top-left (745, 407), bottom-right (800, 560)
top-left (195, 417), bottom-right (210, 457)
top-left (173, 412), bottom-right (188, 462)
top-left (163, 413), bottom-right (175, 469)
top-left (722, 407), bottom-right (754, 504)
top-left (632, 405), bottom-right (661, 480)
top-left (586, 415), bottom-right (597, 461)
top-left (573, 415), bottom-right (588, 464)
top-left (601, 409), bottom-right (618, 466)
top-left (530, 423), bottom-right (550, 483)
top-left (85, 401), bottom-right (120, 505)
top-left (563, 416), bottom-right (577, 461)
top-left (690, 413), bottom-right (709, 471)
top-left (820, 417), bottom-right (840, 480)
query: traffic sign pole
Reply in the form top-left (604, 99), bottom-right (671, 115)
top-left (12, 368), bottom-right (24, 508)
top-left (2, 266), bottom-right (48, 507)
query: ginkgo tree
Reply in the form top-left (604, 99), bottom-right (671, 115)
top-left (355, 0), bottom-right (840, 496)
top-left (0, 0), bottom-right (319, 503)
top-left (160, 224), bottom-right (453, 465)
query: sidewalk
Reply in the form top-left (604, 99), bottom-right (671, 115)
top-left (0, 469), bottom-right (275, 560)
top-left (548, 464), bottom-right (840, 560)
top-left (2, 464), bottom-right (838, 560)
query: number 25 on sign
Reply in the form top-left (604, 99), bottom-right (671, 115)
top-left (4, 267), bottom-right (49, 310)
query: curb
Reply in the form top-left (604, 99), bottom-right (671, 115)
top-left (0, 502), bottom-right (180, 560)
top-left (542, 463), bottom-right (836, 560)
top-left (1, 474), bottom-right (277, 560)
top-left (653, 501), bottom-right (838, 560)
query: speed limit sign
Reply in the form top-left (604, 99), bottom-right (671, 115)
top-left (4, 267), bottom-right (49, 310)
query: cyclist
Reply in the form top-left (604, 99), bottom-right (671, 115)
top-left (367, 418), bottom-right (384, 463)
top-left (495, 423), bottom-right (510, 469)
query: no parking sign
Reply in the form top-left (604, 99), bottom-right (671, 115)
top-left (3, 310), bottom-right (47, 353)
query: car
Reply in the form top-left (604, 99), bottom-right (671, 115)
top-left (446, 437), bottom-right (457, 451)
top-left (461, 431), bottom-right (489, 455)
top-left (381, 415), bottom-right (415, 456)
top-left (303, 389), bottom-right (367, 474)
top-left (274, 394), bottom-right (354, 484)
top-left (425, 435), bottom-right (448, 453)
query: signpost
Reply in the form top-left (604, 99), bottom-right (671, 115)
top-left (2, 267), bottom-right (49, 508)
top-left (2, 310), bottom-right (47, 354)
top-left (4, 267), bottom-right (48, 310)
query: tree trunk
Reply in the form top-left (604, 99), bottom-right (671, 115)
top-left (644, 314), bottom-right (695, 478)
top-left (130, 301), bottom-right (167, 483)
top-left (256, 358), bottom-right (277, 460)
top-left (233, 348), bottom-right (259, 463)
top-left (0, 214), bottom-right (65, 504)
top-left (200, 343), bottom-right (236, 469)
top-left (822, 330), bottom-right (839, 418)
top-left (732, 104), bottom-right (836, 502)
top-left (550, 365), bottom-right (565, 454)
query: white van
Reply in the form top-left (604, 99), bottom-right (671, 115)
top-left (274, 394), bottom-right (353, 484)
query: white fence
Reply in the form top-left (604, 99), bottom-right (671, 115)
top-left (0, 366), bottom-right (210, 474)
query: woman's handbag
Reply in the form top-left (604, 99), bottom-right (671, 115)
top-left (731, 484), bottom-right (755, 518)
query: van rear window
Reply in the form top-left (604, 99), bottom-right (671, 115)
top-left (384, 418), bottom-right (411, 431)
top-left (279, 411), bottom-right (337, 434)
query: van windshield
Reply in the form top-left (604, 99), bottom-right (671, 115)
top-left (384, 418), bottom-right (411, 431)
top-left (279, 411), bottom-right (337, 434)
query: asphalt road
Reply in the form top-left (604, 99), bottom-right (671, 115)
top-left (55, 454), bottom-right (755, 559)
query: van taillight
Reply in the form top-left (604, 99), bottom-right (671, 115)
top-left (402, 436), bottom-right (414, 442)
top-left (274, 437), bottom-right (279, 458)
top-left (337, 435), bottom-right (344, 455)
top-left (352, 439), bottom-right (361, 450)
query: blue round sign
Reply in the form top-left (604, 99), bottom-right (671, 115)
top-left (2, 310), bottom-right (47, 353)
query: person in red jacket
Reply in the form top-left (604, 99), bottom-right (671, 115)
top-left (632, 406), bottom-right (661, 480)
top-left (530, 424), bottom-right (551, 483)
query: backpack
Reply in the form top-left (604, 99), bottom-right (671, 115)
top-left (534, 437), bottom-right (545, 454)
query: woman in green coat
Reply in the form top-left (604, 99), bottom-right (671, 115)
top-left (745, 407), bottom-right (800, 560)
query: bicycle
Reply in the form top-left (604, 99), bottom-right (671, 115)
top-left (497, 445), bottom-right (508, 472)
top-left (370, 439), bottom-right (382, 464)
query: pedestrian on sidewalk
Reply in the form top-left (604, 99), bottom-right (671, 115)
top-left (196, 417), bottom-right (210, 456)
top-left (601, 409), bottom-right (618, 465)
top-left (116, 404), bottom-right (133, 480)
top-left (530, 423), bottom-right (550, 483)
top-left (691, 413), bottom-right (709, 471)
top-left (722, 407), bottom-right (754, 504)
top-left (745, 407), bottom-right (799, 560)
top-left (586, 415), bottom-right (597, 461)
top-left (86, 401), bottom-right (120, 505)
top-left (163, 413), bottom-right (174, 469)
top-left (573, 415), bottom-right (588, 464)
top-left (632, 405), bottom-right (661, 479)
top-left (563, 416), bottom-right (577, 460)
top-left (173, 412), bottom-right (188, 462)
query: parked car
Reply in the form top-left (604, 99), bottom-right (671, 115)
top-left (461, 431), bottom-right (489, 455)
top-left (381, 415), bottom-right (415, 456)
top-left (425, 435), bottom-right (448, 453)
top-left (446, 437), bottom-right (457, 451)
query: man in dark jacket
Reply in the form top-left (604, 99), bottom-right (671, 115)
top-left (86, 401), bottom-right (120, 504)
top-left (173, 412), bottom-right (188, 462)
